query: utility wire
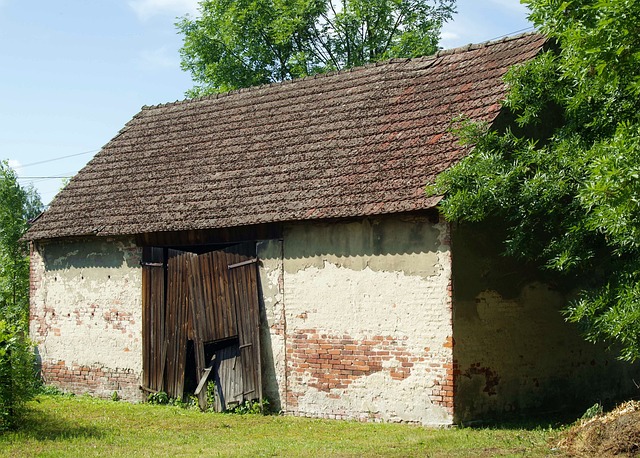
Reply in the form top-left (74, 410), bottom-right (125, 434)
top-left (18, 149), bottom-right (98, 169)
top-left (18, 170), bottom-right (76, 181)
top-left (487, 26), bottom-right (536, 42)
top-left (18, 176), bottom-right (71, 179)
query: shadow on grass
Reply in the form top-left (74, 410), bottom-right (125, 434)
top-left (9, 404), bottom-right (104, 441)
top-left (458, 395), bottom-right (640, 431)
top-left (458, 409), bottom-right (579, 431)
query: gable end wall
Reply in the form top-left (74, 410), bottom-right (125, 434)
top-left (452, 222), bottom-right (640, 421)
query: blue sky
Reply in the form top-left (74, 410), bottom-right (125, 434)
top-left (1, 0), bottom-right (532, 205)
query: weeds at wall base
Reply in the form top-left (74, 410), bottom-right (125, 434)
top-left (146, 382), bottom-right (270, 415)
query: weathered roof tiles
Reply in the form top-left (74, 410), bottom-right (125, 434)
top-left (26, 33), bottom-right (546, 241)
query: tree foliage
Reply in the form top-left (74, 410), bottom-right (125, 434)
top-left (177, 0), bottom-right (455, 96)
top-left (429, 0), bottom-right (640, 361)
top-left (0, 162), bottom-right (43, 428)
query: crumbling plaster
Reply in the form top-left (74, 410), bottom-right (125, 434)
top-left (30, 237), bottom-right (143, 397)
top-left (280, 216), bottom-right (454, 425)
top-left (257, 239), bottom-right (287, 412)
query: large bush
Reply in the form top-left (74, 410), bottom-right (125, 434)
top-left (0, 321), bottom-right (37, 429)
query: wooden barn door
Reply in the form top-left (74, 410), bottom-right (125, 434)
top-left (141, 244), bottom-right (262, 411)
top-left (224, 248), bottom-right (262, 410)
top-left (188, 247), bottom-right (262, 411)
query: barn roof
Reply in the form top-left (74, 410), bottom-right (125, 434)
top-left (27, 33), bottom-right (545, 241)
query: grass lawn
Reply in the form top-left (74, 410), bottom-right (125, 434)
top-left (0, 395), bottom-right (566, 457)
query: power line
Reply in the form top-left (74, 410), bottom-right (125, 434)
top-left (18, 169), bottom-right (76, 179)
top-left (18, 149), bottom-right (98, 169)
top-left (17, 176), bottom-right (71, 179)
top-left (488, 26), bottom-right (536, 42)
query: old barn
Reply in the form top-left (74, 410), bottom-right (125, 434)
top-left (27, 33), bottom-right (639, 425)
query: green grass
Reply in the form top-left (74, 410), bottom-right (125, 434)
top-left (0, 395), bottom-right (566, 457)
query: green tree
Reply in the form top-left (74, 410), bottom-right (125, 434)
top-left (0, 163), bottom-right (42, 326)
top-left (428, 0), bottom-right (640, 361)
top-left (177, 0), bottom-right (455, 96)
top-left (0, 161), bottom-right (43, 428)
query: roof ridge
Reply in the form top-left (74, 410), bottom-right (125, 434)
top-left (141, 31), bottom-right (542, 112)
top-left (433, 30), bottom-right (540, 58)
top-left (142, 58), bottom-right (410, 111)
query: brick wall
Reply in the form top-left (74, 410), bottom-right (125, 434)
top-left (286, 330), bottom-right (455, 419)
top-left (29, 215), bottom-right (457, 421)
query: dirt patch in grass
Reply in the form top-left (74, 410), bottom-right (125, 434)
top-left (559, 401), bottom-right (640, 457)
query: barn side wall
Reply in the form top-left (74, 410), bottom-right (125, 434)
top-left (452, 222), bottom-right (640, 422)
top-left (29, 214), bottom-right (453, 425)
top-left (277, 215), bottom-right (454, 425)
top-left (30, 237), bottom-right (143, 401)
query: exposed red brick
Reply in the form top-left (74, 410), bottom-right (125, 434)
top-left (286, 328), bottom-right (440, 408)
top-left (41, 360), bottom-right (141, 401)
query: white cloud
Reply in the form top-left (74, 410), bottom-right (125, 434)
top-left (439, 28), bottom-right (466, 49)
top-left (138, 47), bottom-right (179, 69)
top-left (129, 0), bottom-right (199, 21)
top-left (439, 17), bottom-right (481, 49)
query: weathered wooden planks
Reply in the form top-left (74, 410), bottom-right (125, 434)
top-left (163, 250), bottom-right (192, 399)
top-left (142, 244), bottom-right (262, 410)
top-left (211, 344), bottom-right (243, 412)
top-left (190, 251), bottom-right (238, 343)
top-left (227, 250), bottom-right (262, 406)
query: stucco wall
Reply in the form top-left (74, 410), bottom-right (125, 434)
top-left (280, 215), bottom-right (454, 425)
top-left (30, 237), bottom-right (143, 400)
top-left (452, 222), bottom-right (640, 422)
